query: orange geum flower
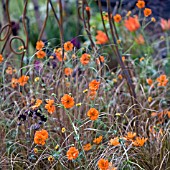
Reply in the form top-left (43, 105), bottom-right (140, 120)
top-left (122, 56), bottom-right (126, 62)
top-left (136, 0), bottom-right (145, 9)
top-left (61, 94), bottom-right (75, 109)
top-left (36, 40), bottom-right (44, 50)
top-left (98, 158), bottom-right (109, 170)
top-left (64, 41), bottom-right (74, 51)
top-left (96, 30), bottom-right (108, 45)
top-left (124, 132), bottom-right (136, 140)
top-left (144, 8), bottom-right (152, 17)
top-left (87, 108), bottom-right (99, 121)
top-left (135, 34), bottom-right (145, 45)
top-left (11, 78), bottom-right (18, 88)
top-left (132, 137), bottom-right (148, 147)
top-left (18, 75), bottom-right (29, 86)
top-left (64, 68), bottom-right (73, 76)
top-left (66, 147), bottom-right (79, 160)
top-left (146, 78), bottom-right (153, 86)
top-left (34, 129), bottom-right (48, 145)
top-left (45, 99), bottom-right (56, 114)
top-left (83, 143), bottom-right (92, 151)
top-left (80, 53), bottom-right (91, 65)
top-left (36, 50), bottom-right (46, 59)
top-left (113, 14), bottom-right (122, 23)
top-left (124, 16), bottom-right (140, 32)
top-left (157, 74), bottom-right (168, 86)
top-left (103, 12), bottom-right (109, 21)
top-left (109, 137), bottom-right (120, 146)
top-left (89, 80), bottom-right (100, 91)
top-left (32, 99), bottom-right (42, 109)
top-left (160, 18), bottom-right (170, 31)
top-left (0, 54), bottom-right (4, 63)
top-left (93, 136), bottom-right (102, 144)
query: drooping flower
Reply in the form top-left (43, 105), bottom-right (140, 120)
top-left (45, 99), bottom-right (56, 114)
top-left (36, 50), bottom-right (46, 59)
top-left (55, 48), bottom-right (67, 62)
top-left (96, 56), bottom-right (105, 65)
top-left (124, 16), bottom-right (140, 32)
top-left (132, 137), bottom-right (148, 147)
top-left (160, 18), bottom-right (170, 31)
top-left (83, 143), bottom-right (92, 151)
top-left (36, 40), bottom-right (44, 50)
top-left (0, 54), bottom-right (4, 63)
top-left (64, 68), bottom-right (73, 76)
top-left (93, 136), bottom-right (102, 144)
top-left (18, 75), bottom-right (29, 86)
top-left (89, 80), bottom-right (100, 91)
top-left (64, 41), bottom-right (74, 51)
top-left (88, 90), bottom-right (97, 100)
top-left (157, 74), bottom-right (168, 86)
top-left (98, 158), bottom-right (109, 170)
top-left (66, 147), bottom-right (79, 160)
top-left (61, 94), bottom-right (75, 109)
top-left (146, 78), bottom-right (153, 86)
top-left (144, 8), bottom-right (152, 17)
top-left (96, 30), bottom-right (108, 44)
top-left (80, 53), bottom-right (91, 65)
top-left (113, 14), bottom-right (122, 23)
top-left (87, 108), bottom-right (99, 121)
top-left (136, 0), bottom-right (145, 9)
top-left (109, 137), bottom-right (120, 146)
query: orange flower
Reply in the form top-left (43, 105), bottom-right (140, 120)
top-left (34, 129), bottom-right (48, 145)
top-left (85, 6), bottom-right (90, 11)
top-left (132, 137), bottom-right (148, 147)
top-left (160, 18), bottom-right (170, 31)
top-left (124, 16), bottom-right (140, 32)
top-left (32, 99), bottom-right (43, 109)
top-left (36, 40), bottom-right (44, 50)
top-left (103, 12), bottom-right (109, 21)
top-left (124, 132), bottom-right (136, 140)
top-left (64, 41), bottom-right (74, 51)
top-left (45, 99), bottom-right (56, 114)
top-left (36, 50), bottom-right (46, 59)
top-left (6, 66), bottom-right (13, 75)
top-left (0, 54), bottom-right (4, 63)
top-left (80, 53), bottom-right (91, 65)
top-left (66, 147), bottom-right (79, 160)
top-left (109, 137), bottom-right (120, 146)
top-left (11, 78), bottom-right (18, 88)
top-left (136, 0), bottom-right (145, 9)
top-left (96, 56), bottom-right (105, 65)
top-left (18, 75), bottom-right (29, 86)
top-left (87, 108), bottom-right (99, 121)
top-left (61, 94), bottom-right (75, 109)
top-left (113, 14), bottom-right (122, 23)
top-left (64, 68), bottom-right (73, 76)
top-left (135, 34), bottom-right (145, 45)
top-left (93, 136), bottom-right (102, 144)
top-left (96, 30), bottom-right (108, 44)
top-left (98, 158), bottom-right (109, 170)
top-left (122, 56), bottom-right (126, 62)
top-left (118, 74), bottom-right (123, 80)
top-left (146, 78), bottom-right (153, 86)
top-left (89, 80), bottom-right (100, 91)
top-left (157, 74), bottom-right (168, 86)
top-left (83, 143), bottom-right (92, 151)
top-left (88, 90), bottom-right (97, 100)
top-left (144, 8), bottom-right (152, 17)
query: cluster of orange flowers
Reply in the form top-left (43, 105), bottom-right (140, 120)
top-left (147, 74), bottom-right (169, 87)
top-left (11, 75), bottom-right (29, 88)
top-left (109, 132), bottom-right (148, 147)
top-left (36, 40), bottom-right (46, 59)
top-left (34, 129), bottom-right (48, 145)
